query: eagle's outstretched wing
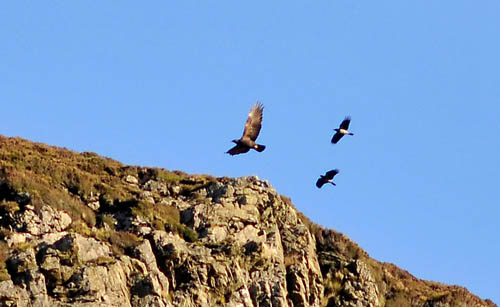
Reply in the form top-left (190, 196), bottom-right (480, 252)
top-left (241, 102), bottom-right (264, 142)
top-left (339, 116), bottom-right (351, 130)
top-left (226, 144), bottom-right (250, 156)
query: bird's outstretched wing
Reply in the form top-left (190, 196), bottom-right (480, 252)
top-left (241, 102), bottom-right (264, 142)
top-left (331, 132), bottom-right (343, 144)
top-left (339, 116), bottom-right (351, 130)
top-left (325, 169), bottom-right (339, 180)
top-left (316, 178), bottom-right (326, 188)
top-left (226, 144), bottom-right (250, 156)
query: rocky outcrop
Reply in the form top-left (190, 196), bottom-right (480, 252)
top-left (0, 135), bottom-right (496, 307)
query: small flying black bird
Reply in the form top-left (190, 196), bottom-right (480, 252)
top-left (316, 169), bottom-right (339, 188)
top-left (331, 116), bottom-right (354, 144)
top-left (226, 102), bottom-right (266, 155)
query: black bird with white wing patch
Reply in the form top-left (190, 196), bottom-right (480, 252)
top-left (331, 116), bottom-right (354, 144)
top-left (316, 169), bottom-right (340, 188)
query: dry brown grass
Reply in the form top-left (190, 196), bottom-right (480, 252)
top-left (0, 135), bottom-right (202, 254)
top-left (0, 241), bottom-right (9, 281)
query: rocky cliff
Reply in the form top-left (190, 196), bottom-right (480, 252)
top-left (0, 135), bottom-right (495, 307)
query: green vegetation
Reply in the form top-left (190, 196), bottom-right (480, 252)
top-left (156, 169), bottom-right (185, 184)
top-left (69, 220), bottom-right (92, 237)
top-left (131, 200), bottom-right (198, 242)
top-left (0, 135), bottom-right (202, 259)
top-left (105, 230), bottom-right (143, 255)
top-left (0, 242), bottom-right (9, 281)
top-left (0, 200), bottom-right (19, 214)
top-left (0, 135), bottom-right (481, 307)
top-left (287, 194), bottom-right (366, 260)
top-left (0, 136), bottom-right (132, 226)
top-left (0, 200), bottom-right (19, 229)
top-left (69, 220), bottom-right (142, 256)
top-left (385, 291), bottom-right (412, 307)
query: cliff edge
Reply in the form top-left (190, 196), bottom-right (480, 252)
top-left (0, 136), bottom-right (495, 306)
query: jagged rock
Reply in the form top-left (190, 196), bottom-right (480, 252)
top-left (75, 234), bottom-right (112, 263)
top-left (0, 280), bottom-right (31, 306)
top-left (143, 180), bottom-right (168, 196)
top-left (0, 136), bottom-right (495, 307)
top-left (20, 206), bottom-right (72, 235)
top-left (125, 175), bottom-right (139, 185)
top-left (6, 233), bottom-right (28, 247)
top-left (338, 260), bottom-right (380, 307)
top-left (140, 191), bottom-right (155, 204)
top-left (87, 199), bottom-right (100, 211)
top-left (6, 247), bottom-right (48, 306)
top-left (131, 240), bottom-right (170, 305)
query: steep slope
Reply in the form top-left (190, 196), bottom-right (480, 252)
top-left (0, 135), bottom-right (496, 307)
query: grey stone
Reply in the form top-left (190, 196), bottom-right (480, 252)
top-left (21, 206), bottom-right (72, 235)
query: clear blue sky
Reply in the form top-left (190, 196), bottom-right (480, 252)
top-left (1, 1), bottom-right (499, 303)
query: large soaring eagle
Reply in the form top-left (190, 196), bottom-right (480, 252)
top-left (226, 102), bottom-right (266, 155)
top-left (316, 169), bottom-right (340, 188)
top-left (331, 116), bottom-right (354, 144)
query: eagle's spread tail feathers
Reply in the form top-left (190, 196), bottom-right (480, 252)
top-left (254, 144), bottom-right (266, 152)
